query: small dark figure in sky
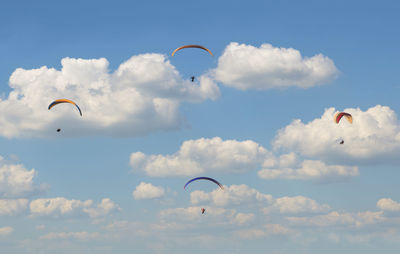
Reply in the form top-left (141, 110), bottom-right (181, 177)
top-left (340, 140), bottom-right (344, 144)
top-left (191, 76), bottom-right (195, 82)
top-left (201, 208), bottom-right (206, 214)
top-left (57, 128), bottom-right (61, 132)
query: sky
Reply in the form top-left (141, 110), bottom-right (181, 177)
top-left (1, 0), bottom-right (400, 253)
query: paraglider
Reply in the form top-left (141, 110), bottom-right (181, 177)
top-left (334, 112), bottom-right (352, 144)
top-left (56, 128), bottom-right (61, 132)
top-left (184, 177), bottom-right (224, 190)
top-left (191, 76), bottom-right (195, 82)
top-left (171, 45), bottom-right (213, 57)
top-left (334, 112), bottom-right (352, 124)
top-left (184, 177), bottom-right (222, 215)
top-left (48, 99), bottom-right (82, 116)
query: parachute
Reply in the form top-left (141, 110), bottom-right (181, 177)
top-left (184, 177), bottom-right (223, 190)
top-left (48, 99), bottom-right (82, 116)
top-left (334, 112), bottom-right (352, 124)
top-left (171, 45), bottom-right (213, 57)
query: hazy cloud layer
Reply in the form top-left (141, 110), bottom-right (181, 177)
top-left (0, 199), bottom-right (28, 215)
top-left (235, 224), bottom-right (294, 239)
top-left (213, 42), bottom-right (338, 90)
top-left (40, 231), bottom-right (101, 241)
top-left (0, 226), bottom-right (13, 236)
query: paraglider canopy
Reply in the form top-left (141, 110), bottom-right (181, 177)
top-left (184, 177), bottom-right (223, 190)
top-left (48, 99), bottom-right (82, 116)
top-left (201, 208), bottom-right (206, 214)
top-left (171, 45), bottom-right (213, 57)
top-left (334, 112), bottom-right (352, 124)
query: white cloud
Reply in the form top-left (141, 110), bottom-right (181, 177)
top-left (190, 184), bottom-right (328, 215)
top-left (258, 159), bottom-right (359, 181)
top-left (40, 231), bottom-right (101, 241)
top-left (0, 226), bottom-right (13, 236)
top-left (0, 157), bottom-right (45, 198)
top-left (273, 105), bottom-right (400, 164)
top-left (130, 137), bottom-right (272, 176)
top-left (0, 199), bottom-right (28, 215)
top-left (235, 224), bottom-right (293, 239)
top-left (132, 182), bottom-right (165, 200)
top-left (266, 196), bottom-right (330, 214)
top-left (29, 197), bottom-right (119, 218)
top-left (287, 211), bottom-right (385, 227)
top-left (131, 137), bottom-right (358, 182)
top-left (377, 198), bottom-right (400, 212)
top-left (30, 197), bottom-right (92, 217)
top-left (190, 184), bottom-right (272, 206)
top-left (213, 42), bottom-right (338, 90)
top-left (0, 54), bottom-right (219, 138)
top-left (160, 206), bottom-right (235, 221)
top-left (83, 198), bottom-right (121, 218)
top-left (232, 213), bottom-right (255, 225)
top-left (159, 206), bottom-right (254, 227)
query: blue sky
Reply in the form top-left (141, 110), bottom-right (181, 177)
top-left (1, 0), bottom-right (400, 253)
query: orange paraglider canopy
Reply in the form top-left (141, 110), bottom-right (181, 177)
top-left (334, 112), bottom-right (352, 124)
top-left (171, 45), bottom-right (213, 57)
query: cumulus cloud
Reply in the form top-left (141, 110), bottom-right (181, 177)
top-left (132, 182), bottom-right (165, 200)
top-left (30, 197), bottom-right (92, 217)
top-left (266, 196), bottom-right (330, 214)
top-left (83, 198), bottom-right (121, 218)
top-left (130, 137), bottom-right (272, 176)
top-left (0, 157), bottom-right (46, 198)
top-left (0, 54), bottom-right (219, 138)
top-left (0, 199), bottom-right (28, 215)
top-left (213, 42), bottom-right (338, 90)
top-left (190, 184), bottom-right (272, 206)
top-left (0, 226), bottom-right (13, 236)
top-left (287, 211), bottom-right (385, 227)
top-left (29, 197), bottom-right (119, 218)
top-left (258, 159), bottom-right (359, 181)
top-left (273, 105), bottom-right (400, 164)
top-left (130, 137), bottom-right (358, 182)
top-left (377, 198), bottom-right (400, 212)
top-left (190, 184), bottom-right (328, 215)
